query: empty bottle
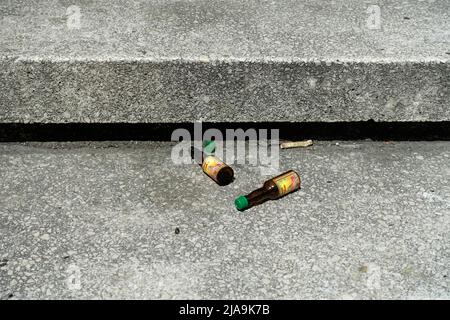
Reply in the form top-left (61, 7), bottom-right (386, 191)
top-left (191, 146), bottom-right (234, 186)
top-left (235, 170), bottom-right (301, 211)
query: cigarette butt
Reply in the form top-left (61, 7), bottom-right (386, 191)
top-left (280, 140), bottom-right (313, 149)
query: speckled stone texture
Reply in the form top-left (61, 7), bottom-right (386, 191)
top-left (0, 141), bottom-right (449, 299)
top-left (0, 0), bottom-right (449, 122)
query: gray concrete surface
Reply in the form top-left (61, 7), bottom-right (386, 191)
top-left (0, 141), bottom-right (449, 299)
top-left (0, 0), bottom-right (449, 122)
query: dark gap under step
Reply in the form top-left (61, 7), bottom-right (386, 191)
top-left (0, 121), bottom-right (449, 142)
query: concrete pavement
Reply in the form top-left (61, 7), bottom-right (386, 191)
top-left (0, 141), bottom-right (448, 299)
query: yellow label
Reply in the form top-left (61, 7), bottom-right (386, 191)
top-left (272, 171), bottom-right (301, 196)
top-left (202, 156), bottom-right (227, 182)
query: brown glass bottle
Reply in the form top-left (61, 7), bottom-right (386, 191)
top-left (235, 170), bottom-right (301, 211)
top-left (191, 146), bottom-right (234, 186)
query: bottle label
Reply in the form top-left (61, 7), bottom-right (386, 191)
top-left (273, 171), bottom-right (301, 196)
top-left (202, 156), bottom-right (227, 182)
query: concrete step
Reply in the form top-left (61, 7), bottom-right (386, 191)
top-left (0, 0), bottom-right (449, 123)
top-left (0, 141), bottom-right (449, 299)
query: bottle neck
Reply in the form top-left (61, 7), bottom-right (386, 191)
top-left (246, 186), bottom-right (274, 207)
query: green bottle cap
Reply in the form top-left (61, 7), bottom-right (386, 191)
top-left (234, 196), bottom-right (249, 211)
top-left (203, 140), bottom-right (216, 154)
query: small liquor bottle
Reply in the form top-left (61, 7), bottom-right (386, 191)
top-left (235, 170), bottom-right (301, 211)
top-left (191, 146), bottom-right (234, 186)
